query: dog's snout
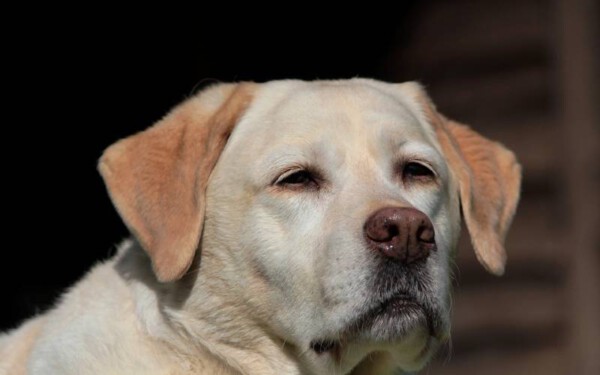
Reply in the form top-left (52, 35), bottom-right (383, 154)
top-left (364, 207), bottom-right (436, 263)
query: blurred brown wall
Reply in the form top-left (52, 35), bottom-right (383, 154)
top-left (385, 0), bottom-right (599, 374)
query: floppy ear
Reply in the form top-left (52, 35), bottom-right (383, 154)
top-left (404, 82), bottom-right (522, 275)
top-left (98, 83), bottom-right (256, 282)
top-left (440, 120), bottom-right (522, 275)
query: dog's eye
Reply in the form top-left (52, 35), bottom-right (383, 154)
top-left (403, 162), bottom-right (435, 181)
top-left (276, 170), bottom-right (319, 189)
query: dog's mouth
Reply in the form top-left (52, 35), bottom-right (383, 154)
top-left (310, 292), bottom-right (439, 355)
top-left (357, 293), bottom-right (433, 334)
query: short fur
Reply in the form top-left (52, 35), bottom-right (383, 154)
top-left (0, 79), bottom-right (521, 375)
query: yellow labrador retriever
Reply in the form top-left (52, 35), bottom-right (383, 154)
top-left (0, 79), bottom-right (521, 375)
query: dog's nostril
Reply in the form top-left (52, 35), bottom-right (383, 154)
top-left (365, 219), bottom-right (399, 243)
top-left (387, 223), bottom-right (399, 239)
top-left (417, 224), bottom-right (435, 243)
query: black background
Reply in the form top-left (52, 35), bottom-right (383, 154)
top-left (2, 7), bottom-right (418, 330)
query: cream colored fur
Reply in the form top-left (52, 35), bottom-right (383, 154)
top-left (0, 79), bottom-right (520, 375)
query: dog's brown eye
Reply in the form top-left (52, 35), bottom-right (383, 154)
top-left (276, 170), bottom-right (319, 189)
top-left (403, 162), bottom-right (435, 181)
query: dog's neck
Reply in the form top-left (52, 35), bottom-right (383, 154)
top-left (114, 240), bottom-right (305, 375)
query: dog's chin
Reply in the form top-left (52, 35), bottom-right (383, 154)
top-left (310, 294), bottom-right (442, 364)
top-left (349, 295), bottom-right (432, 342)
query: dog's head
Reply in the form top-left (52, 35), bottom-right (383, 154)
top-left (99, 79), bottom-right (521, 374)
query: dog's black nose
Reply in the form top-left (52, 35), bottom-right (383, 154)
top-left (364, 207), bottom-right (436, 263)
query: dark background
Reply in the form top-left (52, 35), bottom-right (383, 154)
top-left (2, 7), bottom-right (416, 327)
top-left (3, 2), bottom-right (598, 374)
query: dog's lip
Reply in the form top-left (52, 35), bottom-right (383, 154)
top-left (310, 292), bottom-right (440, 354)
top-left (358, 292), bottom-right (428, 324)
top-left (368, 293), bottom-right (421, 314)
top-left (348, 291), bottom-right (437, 336)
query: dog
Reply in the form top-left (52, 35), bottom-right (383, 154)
top-left (0, 79), bottom-right (521, 375)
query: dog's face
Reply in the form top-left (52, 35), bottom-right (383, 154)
top-left (206, 80), bottom-right (457, 371)
top-left (99, 79), bottom-right (521, 374)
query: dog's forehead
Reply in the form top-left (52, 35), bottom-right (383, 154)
top-left (249, 80), bottom-right (430, 133)
top-left (243, 80), bottom-right (434, 143)
top-left (226, 79), bottom-right (441, 169)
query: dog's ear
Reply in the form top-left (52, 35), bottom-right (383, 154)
top-left (98, 83), bottom-right (256, 282)
top-left (440, 120), bottom-right (522, 275)
top-left (401, 82), bottom-right (522, 275)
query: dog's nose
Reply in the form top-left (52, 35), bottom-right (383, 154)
top-left (364, 207), bottom-right (435, 263)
